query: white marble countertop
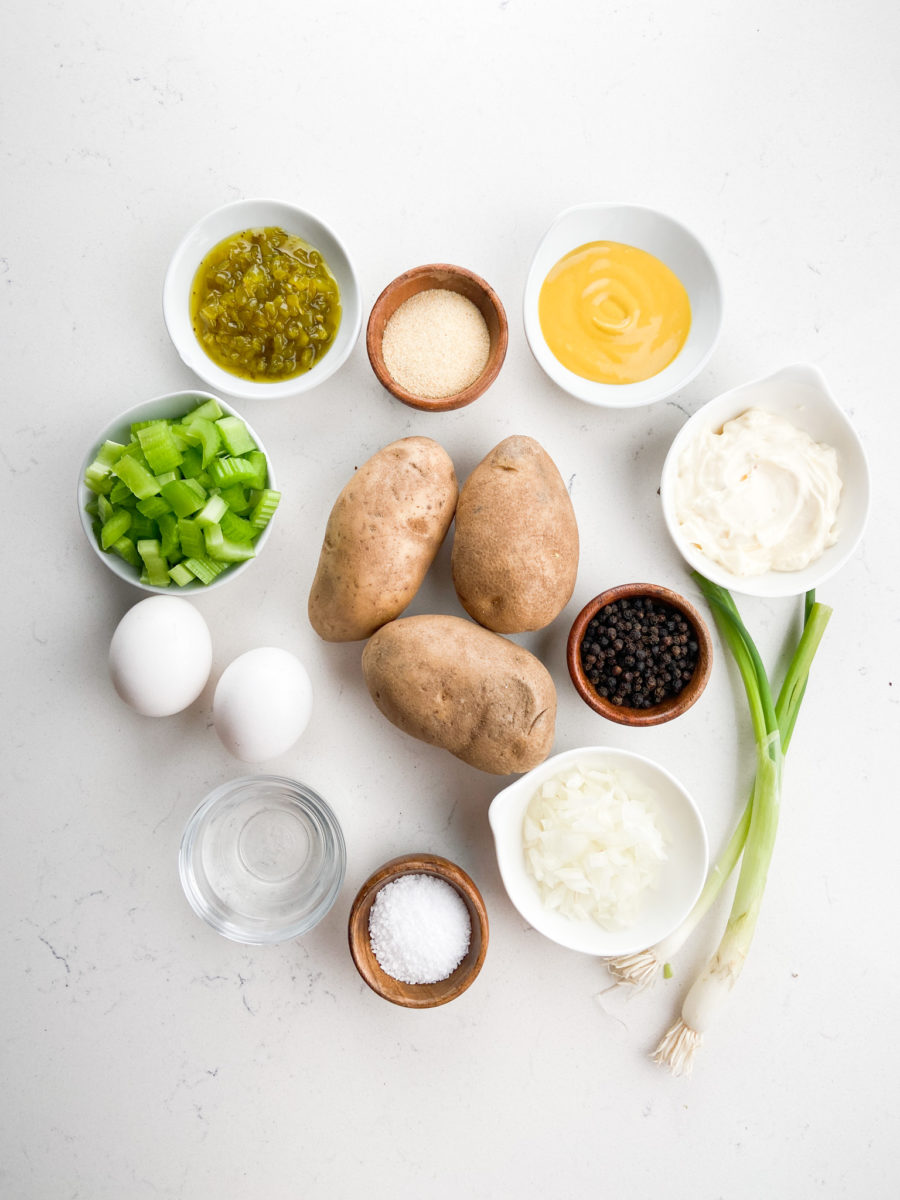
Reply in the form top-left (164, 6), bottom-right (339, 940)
top-left (3, 3), bottom-right (898, 1197)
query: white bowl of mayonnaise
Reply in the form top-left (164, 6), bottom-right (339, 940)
top-left (660, 363), bottom-right (870, 598)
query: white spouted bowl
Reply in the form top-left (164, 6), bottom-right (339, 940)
top-left (660, 363), bottom-right (870, 598)
top-left (488, 746), bottom-right (708, 958)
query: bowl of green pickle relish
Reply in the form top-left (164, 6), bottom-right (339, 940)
top-left (164, 199), bottom-right (361, 401)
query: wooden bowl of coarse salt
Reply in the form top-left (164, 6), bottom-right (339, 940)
top-left (366, 263), bottom-right (508, 412)
top-left (348, 853), bottom-right (489, 1008)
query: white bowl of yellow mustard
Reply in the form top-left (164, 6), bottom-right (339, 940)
top-left (523, 203), bottom-right (723, 408)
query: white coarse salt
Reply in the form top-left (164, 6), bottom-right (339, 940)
top-left (368, 873), bottom-right (472, 985)
top-left (382, 288), bottom-right (491, 399)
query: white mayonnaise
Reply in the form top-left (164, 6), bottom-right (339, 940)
top-left (674, 408), bottom-right (842, 576)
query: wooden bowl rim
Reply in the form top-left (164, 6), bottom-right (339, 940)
top-left (365, 263), bottom-right (508, 412)
top-left (348, 853), bottom-right (489, 1008)
top-left (566, 583), bottom-right (713, 727)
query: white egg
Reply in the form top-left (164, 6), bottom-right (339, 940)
top-left (109, 596), bottom-right (213, 717)
top-left (213, 647), bottom-right (313, 763)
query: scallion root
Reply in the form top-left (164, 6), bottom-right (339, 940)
top-left (652, 1018), bottom-right (702, 1076)
top-left (606, 949), bottom-right (663, 990)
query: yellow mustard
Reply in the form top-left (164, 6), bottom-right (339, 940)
top-left (538, 241), bottom-right (691, 385)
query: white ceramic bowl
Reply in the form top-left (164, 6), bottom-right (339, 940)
top-left (488, 746), bottom-right (708, 957)
top-left (660, 363), bottom-right (870, 598)
top-left (77, 389), bottom-right (277, 595)
top-left (163, 198), bottom-right (362, 401)
top-left (523, 202), bottom-right (723, 408)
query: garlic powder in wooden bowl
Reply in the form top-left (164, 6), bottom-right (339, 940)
top-left (382, 288), bottom-right (491, 399)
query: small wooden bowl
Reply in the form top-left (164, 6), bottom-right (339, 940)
top-left (348, 853), bottom-right (489, 1008)
top-left (566, 583), bottom-right (713, 727)
top-left (366, 264), bottom-right (508, 412)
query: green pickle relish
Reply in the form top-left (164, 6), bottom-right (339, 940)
top-left (190, 227), bottom-right (341, 382)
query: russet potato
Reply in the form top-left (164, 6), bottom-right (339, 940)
top-left (362, 614), bottom-right (557, 774)
top-left (451, 435), bottom-right (578, 633)
top-left (308, 437), bottom-right (458, 642)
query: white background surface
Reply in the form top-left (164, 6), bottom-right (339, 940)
top-left (3, 2), bottom-right (898, 1197)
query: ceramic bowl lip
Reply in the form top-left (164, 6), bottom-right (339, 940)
top-left (76, 388), bottom-right (277, 595)
top-left (162, 197), bottom-right (362, 401)
top-left (660, 361), bottom-right (871, 598)
top-left (347, 852), bottom-right (489, 1008)
top-left (488, 745), bottom-right (709, 957)
top-left (566, 583), bottom-right (713, 727)
top-left (365, 262), bottom-right (508, 411)
top-left (523, 201), bottom-right (723, 408)
top-left (178, 774), bottom-right (346, 945)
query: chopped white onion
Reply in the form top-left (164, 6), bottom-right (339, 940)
top-left (522, 763), bottom-right (668, 929)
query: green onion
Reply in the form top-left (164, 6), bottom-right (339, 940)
top-left (607, 590), bottom-right (826, 992)
top-left (645, 577), bottom-right (831, 1075)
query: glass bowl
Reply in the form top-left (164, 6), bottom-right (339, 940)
top-left (179, 775), bottom-right (346, 944)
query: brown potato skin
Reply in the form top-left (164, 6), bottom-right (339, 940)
top-left (362, 614), bottom-right (557, 774)
top-left (451, 435), bottom-right (579, 633)
top-left (308, 438), bottom-right (458, 642)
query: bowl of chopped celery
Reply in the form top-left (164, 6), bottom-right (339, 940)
top-left (163, 198), bottom-right (362, 401)
top-left (77, 390), bottom-right (280, 594)
top-left (489, 746), bottom-right (708, 958)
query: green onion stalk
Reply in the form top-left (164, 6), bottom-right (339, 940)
top-left (607, 577), bottom-right (831, 1075)
top-left (653, 578), bottom-right (831, 1075)
top-left (606, 589), bottom-right (826, 993)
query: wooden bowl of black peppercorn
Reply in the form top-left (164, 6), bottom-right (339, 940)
top-left (567, 583), bottom-right (713, 727)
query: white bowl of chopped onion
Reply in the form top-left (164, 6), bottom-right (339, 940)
top-left (488, 746), bottom-right (708, 957)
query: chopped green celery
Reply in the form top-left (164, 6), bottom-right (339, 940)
top-left (136, 539), bottom-right (170, 587)
top-left (118, 441), bottom-right (153, 470)
top-left (136, 421), bottom-right (183, 474)
top-left (196, 470), bottom-right (213, 489)
top-left (208, 455), bottom-right (258, 489)
top-left (243, 451), bottom-right (268, 490)
top-left (83, 440), bottom-right (127, 494)
top-left (136, 495), bottom-right (172, 519)
top-left (177, 517), bottom-right (206, 559)
top-left (249, 489), bottom-right (280, 530)
top-left (219, 509), bottom-right (255, 542)
top-left (179, 445), bottom-right (203, 479)
top-left (109, 479), bottom-right (137, 506)
top-left (195, 493), bottom-right (229, 527)
top-left (155, 470), bottom-right (179, 488)
top-left (182, 555), bottom-right (227, 585)
top-left (110, 536), bottom-right (140, 568)
top-left (204, 523), bottom-right (256, 563)
top-left (129, 511), bottom-right (159, 540)
top-left (220, 484), bottom-right (251, 514)
top-left (112, 454), bottom-right (161, 500)
top-left (97, 439), bottom-right (127, 466)
top-left (85, 498), bottom-right (99, 517)
top-left (100, 508), bottom-right (132, 550)
top-left (130, 420), bottom-right (159, 435)
top-left (168, 562), bottom-right (194, 587)
top-left (97, 494), bottom-right (114, 525)
top-left (179, 416), bottom-right (222, 467)
top-left (160, 477), bottom-right (206, 517)
top-left (157, 512), bottom-right (180, 560)
top-left (185, 397), bottom-right (223, 421)
top-left (215, 415), bottom-right (257, 456)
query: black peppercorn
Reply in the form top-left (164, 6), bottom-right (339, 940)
top-left (579, 594), bottom-right (700, 710)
